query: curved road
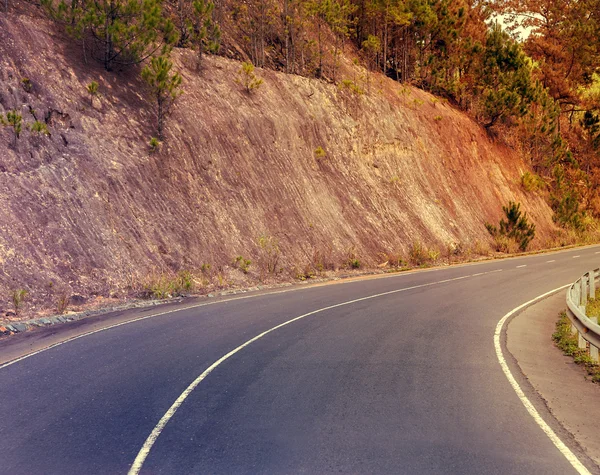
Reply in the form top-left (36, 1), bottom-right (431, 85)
top-left (1, 246), bottom-right (600, 474)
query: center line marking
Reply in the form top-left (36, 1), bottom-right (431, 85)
top-left (573, 256), bottom-right (581, 258)
top-left (516, 265), bottom-right (527, 268)
top-left (128, 269), bottom-right (503, 474)
top-left (547, 260), bottom-right (555, 263)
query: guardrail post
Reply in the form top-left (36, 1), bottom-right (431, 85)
top-left (590, 317), bottom-right (599, 362)
top-left (578, 330), bottom-right (587, 350)
top-left (580, 276), bottom-right (587, 306)
top-left (568, 307), bottom-right (578, 335)
top-left (590, 270), bottom-right (596, 300)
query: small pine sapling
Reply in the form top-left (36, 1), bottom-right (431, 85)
top-left (87, 81), bottom-right (99, 106)
top-left (142, 55), bottom-right (182, 140)
top-left (236, 62), bottom-right (263, 93)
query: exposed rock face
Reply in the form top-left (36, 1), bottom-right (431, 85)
top-left (0, 12), bottom-right (555, 309)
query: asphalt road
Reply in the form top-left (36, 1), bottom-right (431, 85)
top-left (1, 246), bottom-right (600, 474)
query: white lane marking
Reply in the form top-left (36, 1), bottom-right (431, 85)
top-left (573, 256), bottom-right (581, 259)
top-left (494, 285), bottom-right (590, 475)
top-left (0, 286), bottom-right (340, 371)
top-left (547, 260), bottom-right (556, 263)
top-left (128, 269), bottom-right (503, 474)
top-left (0, 263), bottom-right (471, 371)
top-left (2, 244), bottom-right (595, 371)
top-left (596, 252), bottom-right (600, 254)
top-left (516, 265), bottom-right (527, 268)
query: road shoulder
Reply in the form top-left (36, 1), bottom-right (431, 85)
top-left (507, 290), bottom-right (600, 467)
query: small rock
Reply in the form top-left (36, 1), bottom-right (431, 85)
top-left (207, 293), bottom-right (215, 298)
top-left (69, 295), bottom-right (87, 306)
top-left (40, 318), bottom-right (51, 324)
top-left (6, 325), bottom-right (16, 332)
top-left (4, 311), bottom-right (16, 317)
top-left (13, 323), bottom-right (27, 332)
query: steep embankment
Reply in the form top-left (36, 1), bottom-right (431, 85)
top-left (0, 12), bottom-right (556, 312)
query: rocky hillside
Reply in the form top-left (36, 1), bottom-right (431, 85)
top-left (0, 10), bottom-right (557, 314)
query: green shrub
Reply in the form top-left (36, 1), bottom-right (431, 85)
top-left (314, 146), bottom-right (327, 159)
top-left (142, 271), bottom-right (195, 299)
top-left (28, 121), bottom-right (49, 136)
top-left (233, 255), bottom-right (251, 273)
top-left (149, 137), bottom-right (160, 152)
top-left (408, 241), bottom-right (429, 266)
top-left (87, 81), bottom-right (99, 105)
top-left (11, 289), bottom-right (28, 316)
top-left (257, 234), bottom-right (280, 277)
top-left (56, 293), bottom-right (69, 314)
top-left (3, 110), bottom-right (22, 146)
top-left (294, 264), bottom-right (316, 280)
top-left (520, 172), bottom-right (545, 193)
top-left (553, 311), bottom-right (600, 382)
top-left (236, 62), bottom-right (263, 93)
top-left (21, 77), bottom-right (32, 93)
top-left (485, 201), bottom-right (535, 252)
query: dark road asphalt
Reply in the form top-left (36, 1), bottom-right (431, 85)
top-left (2, 246), bottom-right (600, 474)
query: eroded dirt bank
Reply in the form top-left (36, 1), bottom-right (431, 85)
top-left (0, 12), bottom-right (556, 314)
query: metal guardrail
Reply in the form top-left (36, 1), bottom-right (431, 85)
top-left (566, 268), bottom-right (600, 362)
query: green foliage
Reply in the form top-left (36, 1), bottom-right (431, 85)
top-left (339, 79), bottom-right (364, 96)
top-left (28, 121), bottom-right (50, 136)
top-left (485, 201), bottom-right (536, 252)
top-left (553, 311), bottom-right (600, 382)
top-left (87, 81), bottom-right (99, 105)
top-left (142, 55), bottom-right (182, 140)
top-left (21, 77), bottom-right (32, 93)
top-left (11, 289), bottom-right (28, 316)
top-left (314, 146), bottom-right (326, 159)
top-left (477, 24), bottom-right (537, 129)
top-left (191, 0), bottom-right (221, 68)
top-left (408, 241), bottom-right (438, 266)
top-left (56, 293), bottom-right (69, 314)
top-left (520, 172), bottom-right (545, 193)
top-left (200, 263), bottom-right (212, 273)
top-left (3, 110), bottom-right (22, 146)
top-left (549, 165), bottom-right (586, 230)
top-left (42, 0), bottom-right (177, 71)
top-left (233, 255), bottom-right (252, 273)
top-left (294, 264), bottom-right (316, 281)
top-left (257, 234), bottom-right (280, 277)
top-left (149, 136), bottom-right (160, 152)
top-left (142, 270), bottom-right (195, 299)
top-left (236, 62), bottom-right (264, 93)
top-left (581, 110), bottom-right (600, 150)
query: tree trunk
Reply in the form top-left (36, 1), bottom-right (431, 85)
top-left (157, 93), bottom-right (164, 140)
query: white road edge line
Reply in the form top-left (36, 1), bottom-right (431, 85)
top-left (573, 256), bottom-right (581, 258)
top-left (494, 284), bottom-right (590, 475)
top-left (516, 265), bottom-right (527, 268)
top-left (547, 260), bottom-right (556, 263)
top-left (128, 269), bottom-right (503, 474)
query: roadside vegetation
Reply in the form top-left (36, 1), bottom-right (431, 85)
top-left (486, 201), bottom-right (536, 253)
top-left (553, 311), bottom-right (600, 383)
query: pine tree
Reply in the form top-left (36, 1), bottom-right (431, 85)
top-left (42, 0), bottom-right (178, 71)
top-left (191, 0), bottom-right (221, 69)
top-left (141, 55), bottom-right (182, 140)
